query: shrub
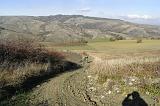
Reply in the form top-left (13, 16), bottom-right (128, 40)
top-left (137, 39), bottom-right (142, 43)
top-left (115, 35), bottom-right (126, 40)
top-left (0, 38), bottom-right (64, 68)
top-left (55, 39), bottom-right (88, 46)
top-left (109, 37), bottom-right (116, 42)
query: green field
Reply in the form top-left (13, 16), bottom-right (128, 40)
top-left (45, 40), bottom-right (160, 54)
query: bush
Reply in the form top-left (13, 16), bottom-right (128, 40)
top-left (137, 39), bottom-right (142, 43)
top-left (0, 38), bottom-right (64, 67)
top-left (79, 38), bottom-right (88, 44)
top-left (115, 35), bottom-right (126, 40)
top-left (109, 37), bottom-right (116, 42)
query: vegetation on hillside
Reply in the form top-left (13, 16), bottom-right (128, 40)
top-left (1, 15), bottom-right (160, 43)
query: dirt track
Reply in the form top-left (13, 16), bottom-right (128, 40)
top-left (30, 63), bottom-right (98, 106)
top-left (29, 51), bottom-right (98, 106)
top-left (29, 53), bottom-right (121, 106)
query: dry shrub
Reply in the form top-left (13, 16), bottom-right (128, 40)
top-left (0, 38), bottom-right (64, 68)
top-left (109, 37), bottom-right (116, 42)
top-left (55, 41), bottom-right (88, 46)
top-left (137, 39), bottom-right (142, 43)
top-left (0, 63), bottom-right (48, 87)
top-left (0, 38), bottom-right (65, 87)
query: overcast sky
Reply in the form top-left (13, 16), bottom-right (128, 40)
top-left (0, 0), bottom-right (160, 25)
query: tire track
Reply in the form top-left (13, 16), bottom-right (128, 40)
top-left (30, 64), bottom-right (98, 106)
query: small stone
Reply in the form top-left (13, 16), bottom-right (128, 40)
top-left (131, 78), bottom-right (136, 82)
top-left (116, 90), bottom-right (120, 93)
top-left (101, 95), bottom-right (105, 99)
top-left (146, 91), bottom-right (150, 95)
top-left (108, 90), bottom-right (112, 94)
top-left (88, 75), bottom-right (92, 78)
top-left (128, 82), bottom-right (133, 86)
top-left (89, 87), bottom-right (96, 91)
top-left (36, 85), bottom-right (40, 88)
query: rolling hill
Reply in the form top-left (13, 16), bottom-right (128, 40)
top-left (0, 15), bottom-right (160, 42)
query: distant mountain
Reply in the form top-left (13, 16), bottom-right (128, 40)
top-left (0, 15), bottom-right (160, 42)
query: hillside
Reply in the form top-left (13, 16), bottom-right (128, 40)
top-left (0, 15), bottom-right (160, 42)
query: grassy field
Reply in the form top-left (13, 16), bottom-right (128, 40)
top-left (43, 40), bottom-right (160, 56)
top-left (88, 40), bottom-right (160, 52)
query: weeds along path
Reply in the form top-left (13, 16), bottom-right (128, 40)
top-left (30, 59), bottom-right (97, 106)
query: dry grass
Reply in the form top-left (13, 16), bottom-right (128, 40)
top-left (90, 56), bottom-right (160, 78)
top-left (0, 63), bottom-right (48, 87)
top-left (0, 38), bottom-right (64, 88)
top-left (88, 55), bottom-right (160, 96)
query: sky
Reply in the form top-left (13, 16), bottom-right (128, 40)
top-left (0, 0), bottom-right (160, 25)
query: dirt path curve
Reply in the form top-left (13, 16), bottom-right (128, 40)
top-left (29, 62), bottom-right (97, 106)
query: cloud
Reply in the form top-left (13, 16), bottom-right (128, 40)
top-left (119, 14), bottom-right (160, 26)
top-left (126, 14), bottom-right (153, 19)
top-left (78, 7), bottom-right (91, 12)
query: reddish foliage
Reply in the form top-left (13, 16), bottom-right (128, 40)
top-left (0, 39), bottom-right (64, 66)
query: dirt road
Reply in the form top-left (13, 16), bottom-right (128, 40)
top-left (28, 52), bottom-right (159, 106)
top-left (29, 57), bottom-right (97, 106)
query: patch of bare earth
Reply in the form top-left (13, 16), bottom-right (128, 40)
top-left (29, 65), bottom-right (98, 106)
